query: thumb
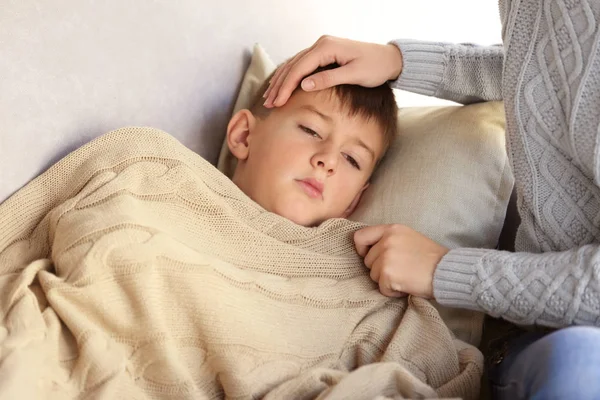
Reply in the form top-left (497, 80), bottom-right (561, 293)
top-left (354, 225), bottom-right (386, 257)
top-left (301, 64), bottom-right (354, 91)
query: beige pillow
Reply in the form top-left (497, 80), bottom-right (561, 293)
top-left (351, 102), bottom-right (512, 250)
top-left (219, 45), bottom-right (514, 346)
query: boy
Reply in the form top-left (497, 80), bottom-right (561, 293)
top-left (226, 64), bottom-right (397, 227)
top-left (0, 65), bottom-right (482, 399)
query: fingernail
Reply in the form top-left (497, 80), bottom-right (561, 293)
top-left (273, 96), bottom-right (279, 106)
top-left (302, 79), bottom-right (315, 90)
top-left (263, 87), bottom-right (271, 99)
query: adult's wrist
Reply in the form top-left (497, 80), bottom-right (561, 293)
top-left (386, 44), bottom-right (403, 81)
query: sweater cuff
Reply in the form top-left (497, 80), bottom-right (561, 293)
top-left (388, 40), bottom-right (446, 97)
top-left (434, 247), bottom-right (492, 311)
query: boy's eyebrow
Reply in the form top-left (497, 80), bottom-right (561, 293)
top-left (352, 138), bottom-right (376, 161)
top-left (300, 105), bottom-right (333, 123)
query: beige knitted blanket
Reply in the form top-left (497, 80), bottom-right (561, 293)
top-left (0, 127), bottom-right (483, 399)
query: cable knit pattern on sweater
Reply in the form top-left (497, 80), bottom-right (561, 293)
top-left (0, 127), bottom-right (483, 399)
top-left (392, 0), bottom-right (600, 328)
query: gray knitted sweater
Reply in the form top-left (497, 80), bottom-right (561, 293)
top-left (391, 0), bottom-right (600, 328)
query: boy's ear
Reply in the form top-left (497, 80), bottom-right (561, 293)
top-left (342, 182), bottom-right (370, 218)
top-left (227, 109), bottom-right (257, 161)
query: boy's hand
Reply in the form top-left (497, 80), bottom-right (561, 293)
top-left (263, 35), bottom-right (403, 108)
top-left (353, 224), bottom-right (449, 299)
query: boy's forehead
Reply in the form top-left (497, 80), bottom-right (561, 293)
top-left (287, 90), bottom-right (359, 121)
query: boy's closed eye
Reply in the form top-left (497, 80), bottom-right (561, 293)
top-left (344, 154), bottom-right (361, 170)
top-left (299, 124), bottom-right (321, 139)
top-left (299, 124), bottom-right (363, 170)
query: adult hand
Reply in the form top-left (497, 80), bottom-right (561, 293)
top-left (354, 224), bottom-right (449, 298)
top-left (263, 35), bottom-right (403, 108)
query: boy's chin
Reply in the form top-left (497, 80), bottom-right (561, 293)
top-left (271, 204), bottom-right (323, 227)
top-left (268, 198), bottom-right (346, 227)
top-left (283, 213), bottom-right (322, 227)
top-left (276, 208), bottom-right (343, 228)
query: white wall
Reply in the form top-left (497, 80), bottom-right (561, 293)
top-left (257, 0), bottom-right (503, 106)
top-left (0, 0), bottom-right (503, 202)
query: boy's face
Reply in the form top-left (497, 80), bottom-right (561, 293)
top-left (227, 90), bottom-right (385, 227)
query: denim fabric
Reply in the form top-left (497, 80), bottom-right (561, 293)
top-left (488, 326), bottom-right (600, 399)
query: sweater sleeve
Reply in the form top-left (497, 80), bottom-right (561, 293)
top-left (388, 39), bottom-right (504, 104)
top-left (434, 246), bottom-right (600, 328)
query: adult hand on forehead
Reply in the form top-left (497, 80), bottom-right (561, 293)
top-left (353, 224), bottom-right (448, 299)
top-left (263, 35), bottom-right (404, 108)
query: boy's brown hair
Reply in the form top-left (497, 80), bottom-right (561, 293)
top-left (250, 64), bottom-right (398, 154)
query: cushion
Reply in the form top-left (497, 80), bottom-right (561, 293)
top-left (217, 45), bottom-right (514, 346)
top-left (352, 103), bottom-right (512, 249)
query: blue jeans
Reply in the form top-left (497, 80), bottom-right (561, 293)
top-left (488, 326), bottom-right (600, 399)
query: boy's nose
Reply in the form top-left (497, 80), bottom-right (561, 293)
top-left (313, 152), bottom-right (338, 176)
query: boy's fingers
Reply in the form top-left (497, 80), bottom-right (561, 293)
top-left (354, 225), bottom-right (386, 257)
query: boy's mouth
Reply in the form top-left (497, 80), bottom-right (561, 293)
top-left (296, 178), bottom-right (324, 199)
